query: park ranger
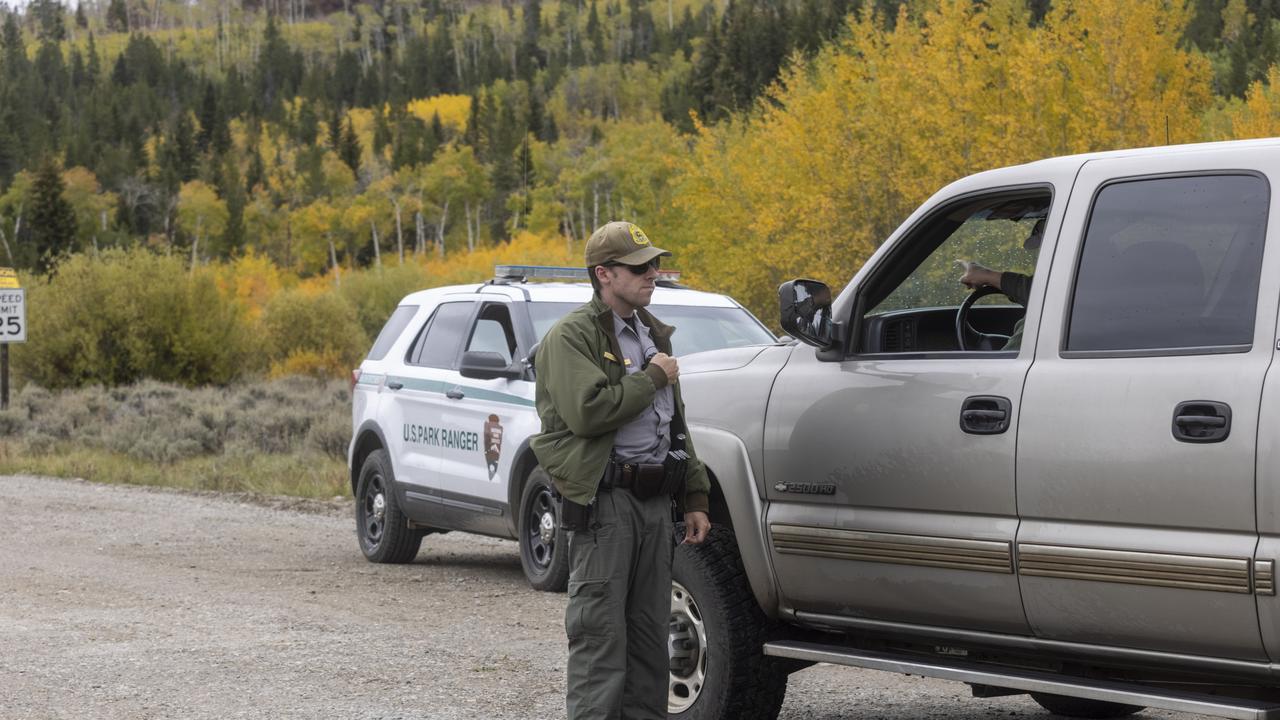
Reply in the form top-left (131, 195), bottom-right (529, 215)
top-left (531, 221), bottom-right (712, 720)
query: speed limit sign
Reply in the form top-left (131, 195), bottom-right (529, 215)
top-left (0, 288), bottom-right (24, 343)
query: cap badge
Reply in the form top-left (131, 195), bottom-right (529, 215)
top-left (628, 224), bottom-right (651, 246)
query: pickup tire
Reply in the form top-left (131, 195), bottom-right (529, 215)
top-left (355, 449), bottom-right (423, 564)
top-left (1029, 692), bottom-right (1143, 718)
top-left (517, 467), bottom-right (569, 592)
top-left (669, 525), bottom-right (787, 720)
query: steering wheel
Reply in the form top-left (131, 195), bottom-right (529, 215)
top-left (956, 285), bottom-right (1013, 351)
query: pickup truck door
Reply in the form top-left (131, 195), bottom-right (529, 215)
top-left (763, 178), bottom-right (1070, 634)
top-left (1017, 151), bottom-right (1277, 661)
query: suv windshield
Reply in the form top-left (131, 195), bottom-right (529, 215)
top-left (527, 302), bottom-right (776, 355)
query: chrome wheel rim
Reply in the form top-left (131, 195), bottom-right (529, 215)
top-left (361, 473), bottom-right (387, 549)
top-left (668, 579), bottom-right (708, 713)
top-left (525, 483), bottom-right (557, 571)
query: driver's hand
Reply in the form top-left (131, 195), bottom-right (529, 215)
top-left (955, 259), bottom-right (1001, 290)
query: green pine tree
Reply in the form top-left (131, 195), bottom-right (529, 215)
top-left (26, 162), bottom-right (77, 273)
top-left (339, 117), bottom-right (361, 174)
top-left (106, 0), bottom-right (128, 33)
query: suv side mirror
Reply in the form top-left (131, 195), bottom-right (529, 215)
top-left (779, 279), bottom-right (835, 348)
top-left (460, 350), bottom-right (521, 380)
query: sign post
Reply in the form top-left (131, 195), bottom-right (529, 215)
top-left (0, 268), bottom-right (23, 410)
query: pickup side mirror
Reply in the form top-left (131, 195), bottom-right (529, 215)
top-left (459, 350), bottom-right (521, 380)
top-left (778, 278), bottom-right (835, 348)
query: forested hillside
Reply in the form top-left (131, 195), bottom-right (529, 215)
top-left (0, 0), bottom-right (861, 273)
top-left (5, 0), bottom-right (1280, 388)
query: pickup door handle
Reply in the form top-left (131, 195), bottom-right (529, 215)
top-left (446, 389), bottom-right (465, 400)
top-left (960, 396), bottom-right (1012, 435)
top-left (1172, 401), bottom-right (1231, 443)
top-left (386, 381), bottom-right (404, 391)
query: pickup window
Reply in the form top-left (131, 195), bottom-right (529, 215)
top-left (861, 192), bottom-right (1050, 354)
top-left (1065, 174), bottom-right (1268, 354)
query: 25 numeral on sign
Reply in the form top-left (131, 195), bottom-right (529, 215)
top-left (0, 289), bottom-right (26, 343)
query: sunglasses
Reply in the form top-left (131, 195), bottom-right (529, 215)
top-left (606, 258), bottom-right (661, 275)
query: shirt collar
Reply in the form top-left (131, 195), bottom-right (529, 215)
top-left (612, 310), bottom-right (650, 339)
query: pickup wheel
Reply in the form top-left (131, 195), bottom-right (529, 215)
top-left (355, 449), bottom-right (423, 563)
top-left (669, 525), bottom-right (787, 720)
top-left (517, 467), bottom-right (569, 592)
top-left (1029, 692), bottom-right (1143, 718)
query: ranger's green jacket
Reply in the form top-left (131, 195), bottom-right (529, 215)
top-left (531, 295), bottom-right (710, 513)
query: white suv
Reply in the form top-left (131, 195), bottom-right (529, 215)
top-left (348, 265), bottom-right (777, 591)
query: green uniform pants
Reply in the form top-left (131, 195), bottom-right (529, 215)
top-left (565, 488), bottom-right (674, 720)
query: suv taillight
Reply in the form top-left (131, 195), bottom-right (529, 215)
top-left (350, 368), bottom-right (361, 392)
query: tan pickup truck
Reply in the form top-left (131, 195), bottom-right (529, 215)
top-left (669, 139), bottom-right (1280, 720)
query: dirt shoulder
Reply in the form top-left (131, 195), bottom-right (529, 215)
top-left (0, 476), bottom-right (1195, 720)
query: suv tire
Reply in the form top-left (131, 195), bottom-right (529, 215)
top-left (356, 449), bottom-right (423, 564)
top-left (669, 525), bottom-right (788, 720)
top-left (517, 467), bottom-right (569, 592)
top-left (1029, 693), bottom-right (1144, 718)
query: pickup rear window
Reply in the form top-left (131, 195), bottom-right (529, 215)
top-left (1066, 174), bottom-right (1268, 354)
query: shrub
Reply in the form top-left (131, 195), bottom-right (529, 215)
top-left (260, 288), bottom-right (367, 379)
top-left (306, 408), bottom-right (351, 460)
top-left (12, 248), bottom-right (254, 388)
top-left (333, 262), bottom-right (430, 340)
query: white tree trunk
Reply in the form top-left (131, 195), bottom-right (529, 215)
top-left (393, 200), bottom-right (404, 263)
top-left (371, 220), bottom-right (381, 266)
top-left (0, 227), bottom-right (12, 265)
top-left (464, 199), bottom-right (474, 252)
top-left (328, 236), bottom-right (341, 284)
top-left (592, 185), bottom-right (599, 229)
top-left (436, 199), bottom-right (450, 257)
top-left (190, 216), bottom-right (202, 273)
top-left (414, 211), bottom-right (425, 255)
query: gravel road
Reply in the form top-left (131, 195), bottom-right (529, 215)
top-left (0, 476), bottom-right (1208, 720)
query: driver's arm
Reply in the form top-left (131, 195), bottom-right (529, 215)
top-left (999, 272), bottom-right (1031, 307)
top-left (958, 260), bottom-right (1031, 307)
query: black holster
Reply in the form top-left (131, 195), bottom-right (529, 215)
top-left (554, 487), bottom-right (592, 532)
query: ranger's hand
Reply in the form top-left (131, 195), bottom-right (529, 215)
top-left (649, 352), bottom-right (679, 384)
top-left (683, 511), bottom-right (710, 545)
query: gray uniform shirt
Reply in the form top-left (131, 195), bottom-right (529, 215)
top-left (611, 311), bottom-right (675, 464)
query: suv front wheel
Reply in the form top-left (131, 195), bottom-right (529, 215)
top-left (356, 449), bottom-right (424, 563)
top-left (517, 467), bottom-right (570, 592)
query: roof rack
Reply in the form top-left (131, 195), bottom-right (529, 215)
top-left (491, 264), bottom-right (684, 286)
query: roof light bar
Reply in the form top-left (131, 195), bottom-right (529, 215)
top-left (494, 264), bottom-right (682, 282)
top-left (495, 265), bottom-right (589, 280)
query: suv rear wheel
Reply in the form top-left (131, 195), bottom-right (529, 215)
top-left (1030, 692), bottom-right (1144, 718)
top-left (517, 467), bottom-right (569, 592)
top-left (669, 525), bottom-right (788, 720)
top-left (356, 449), bottom-right (423, 563)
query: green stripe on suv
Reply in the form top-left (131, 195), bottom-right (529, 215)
top-left (386, 375), bottom-right (535, 407)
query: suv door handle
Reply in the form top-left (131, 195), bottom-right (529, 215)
top-left (386, 381), bottom-right (404, 390)
top-left (446, 388), bottom-right (465, 400)
top-left (960, 396), bottom-right (1012, 435)
top-left (1172, 401), bottom-right (1231, 443)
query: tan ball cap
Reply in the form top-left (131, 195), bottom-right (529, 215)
top-left (585, 221), bottom-right (672, 267)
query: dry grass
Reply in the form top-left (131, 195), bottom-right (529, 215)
top-left (0, 378), bottom-right (352, 499)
